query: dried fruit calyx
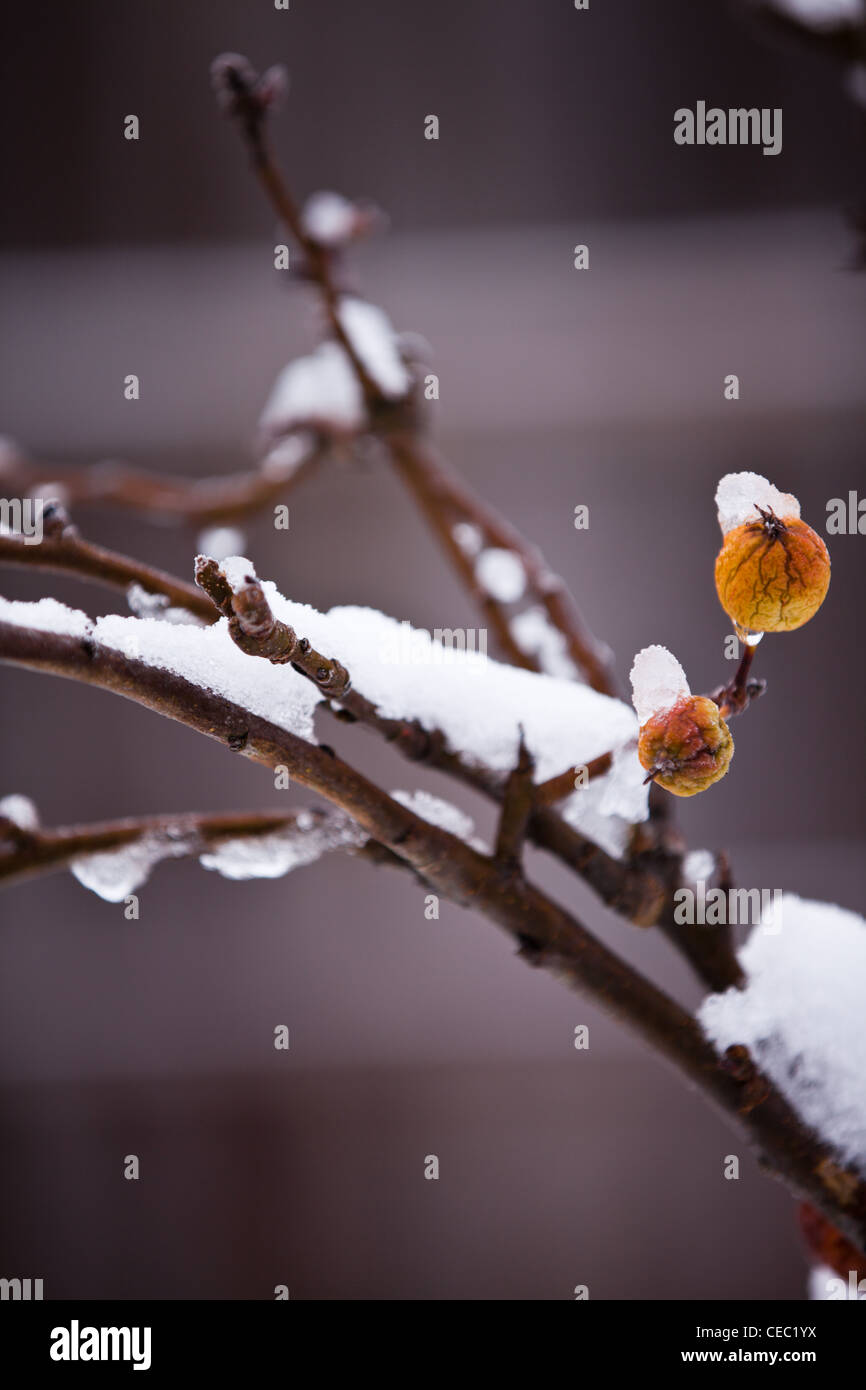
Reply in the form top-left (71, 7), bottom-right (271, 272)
top-left (637, 694), bottom-right (733, 797)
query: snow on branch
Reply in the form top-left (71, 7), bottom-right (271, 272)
top-left (194, 553), bottom-right (648, 855)
top-left (700, 894), bottom-right (866, 1175)
top-left (0, 804), bottom-right (368, 898)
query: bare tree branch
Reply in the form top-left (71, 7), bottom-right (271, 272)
top-left (212, 54), bottom-right (617, 696)
top-left (0, 434), bottom-right (327, 525)
top-left (0, 614), bottom-right (864, 1253)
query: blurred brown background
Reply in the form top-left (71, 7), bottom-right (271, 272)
top-left (0, 0), bottom-right (864, 1299)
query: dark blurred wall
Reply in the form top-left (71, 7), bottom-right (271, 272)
top-left (0, 0), bottom-right (862, 248)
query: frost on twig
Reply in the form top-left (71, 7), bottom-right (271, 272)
top-left (0, 801), bottom-right (367, 898)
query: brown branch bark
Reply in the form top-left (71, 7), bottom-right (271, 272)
top-left (0, 614), bottom-right (863, 1254)
top-left (0, 508), bottom-right (214, 620)
top-left (0, 435), bottom-right (326, 525)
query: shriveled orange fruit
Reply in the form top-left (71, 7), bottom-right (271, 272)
top-left (715, 507), bottom-right (830, 634)
top-left (637, 694), bottom-right (733, 797)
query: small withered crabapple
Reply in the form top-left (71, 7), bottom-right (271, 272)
top-left (714, 473), bottom-right (830, 636)
top-left (638, 694), bottom-right (733, 797)
top-left (630, 646), bottom-right (734, 798)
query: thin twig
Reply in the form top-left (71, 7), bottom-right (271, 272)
top-left (0, 506), bottom-right (214, 620)
top-left (710, 642), bottom-right (767, 719)
top-left (0, 807), bottom-right (350, 886)
top-left (0, 436), bottom-right (326, 525)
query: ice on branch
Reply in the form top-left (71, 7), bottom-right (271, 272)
top-left (336, 297), bottom-right (411, 399)
top-left (0, 794), bottom-right (40, 831)
top-left (474, 548), bottom-right (526, 604)
top-left (699, 895), bottom-right (866, 1174)
top-left (200, 812), bottom-right (366, 881)
top-left (71, 832), bottom-right (193, 903)
top-left (629, 645), bottom-right (690, 725)
top-left (259, 343), bottom-right (366, 437)
top-left (715, 472), bottom-right (800, 536)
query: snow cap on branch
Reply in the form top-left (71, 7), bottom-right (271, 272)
top-left (336, 297), bottom-right (411, 399)
top-left (0, 794), bottom-right (40, 832)
top-left (475, 548), bottom-right (526, 604)
top-left (260, 342), bottom-right (366, 438)
top-left (301, 191), bottom-right (379, 248)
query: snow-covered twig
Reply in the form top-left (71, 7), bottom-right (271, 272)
top-left (0, 805), bottom-right (362, 889)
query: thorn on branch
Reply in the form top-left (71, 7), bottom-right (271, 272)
top-left (494, 729), bottom-right (535, 869)
top-left (515, 932), bottom-right (546, 966)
